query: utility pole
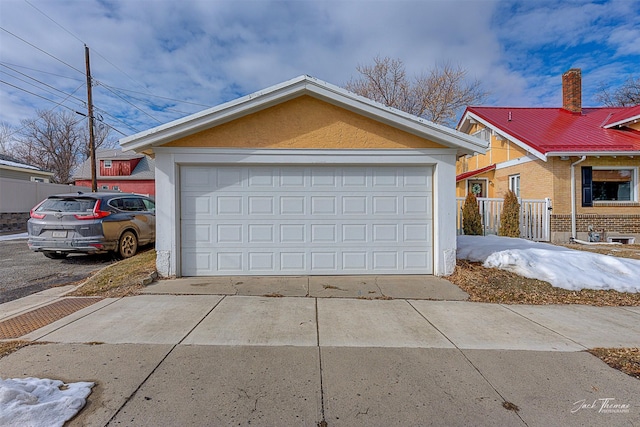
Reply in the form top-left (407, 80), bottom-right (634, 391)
top-left (85, 44), bottom-right (97, 192)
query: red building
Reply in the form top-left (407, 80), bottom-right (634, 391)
top-left (73, 149), bottom-right (155, 196)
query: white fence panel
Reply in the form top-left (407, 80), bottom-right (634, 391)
top-left (457, 197), bottom-right (551, 241)
top-left (0, 178), bottom-right (91, 213)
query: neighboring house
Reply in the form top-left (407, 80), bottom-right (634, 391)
top-left (121, 75), bottom-right (487, 278)
top-left (456, 69), bottom-right (640, 243)
top-left (73, 149), bottom-right (155, 196)
top-left (0, 154), bottom-right (54, 182)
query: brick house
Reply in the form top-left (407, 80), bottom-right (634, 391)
top-left (73, 149), bottom-right (155, 196)
top-left (456, 69), bottom-right (640, 243)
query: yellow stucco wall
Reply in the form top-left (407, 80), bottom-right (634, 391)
top-left (164, 95), bottom-right (446, 149)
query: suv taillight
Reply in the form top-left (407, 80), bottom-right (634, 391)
top-left (74, 200), bottom-right (111, 220)
top-left (30, 200), bottom-right (46, 219)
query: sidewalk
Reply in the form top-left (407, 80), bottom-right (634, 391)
top-left (1, 277), bottom-right (639, 426)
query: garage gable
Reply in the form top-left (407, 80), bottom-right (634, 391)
top-left (121, 75), bottom-right (489, 278)
top-left (121, 75), bottom-right (487, 156)
top-left (165, 96), bottom-right (446, 150)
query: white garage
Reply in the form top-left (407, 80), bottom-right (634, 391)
top-left (120, 76), bottom-right (487, 278)
top-left (180, 165), bottom-right (433, 275)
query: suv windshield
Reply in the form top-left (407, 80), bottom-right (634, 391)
top-left (37, 198), bottom-right (97, 213)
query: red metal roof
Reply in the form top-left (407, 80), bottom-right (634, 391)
top-left (602, 105), bottom-right (640, 128)
top-left (456, 164), bottom-right (496, 182)
top-left (463, 106), bottom-right (640, 154)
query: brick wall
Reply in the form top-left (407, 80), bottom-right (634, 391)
top-left (551, 214), bottom-right (640, 234)
top-left (0, 212), bottom-right (29, 234)
top-left (562, 69), bottom-right (582, 113)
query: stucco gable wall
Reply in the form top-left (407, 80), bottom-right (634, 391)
top-left (165, 95), bottom-right (446, 149)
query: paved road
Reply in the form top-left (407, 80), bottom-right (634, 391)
top-left (0, 238), bottom-right (115, 304)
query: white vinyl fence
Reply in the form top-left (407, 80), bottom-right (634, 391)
top-left (0, 178), bottom-right (90, 213)
top-left (456, 197), bottom-right (552, 241)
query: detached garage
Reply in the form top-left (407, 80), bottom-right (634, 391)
top-left (120, 76), bottom-right (486, 278)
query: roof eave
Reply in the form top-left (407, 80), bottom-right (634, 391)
top-left (603, 114), bottom-right (640, 129)
top-left (546, 151), bottom-right (640, 157)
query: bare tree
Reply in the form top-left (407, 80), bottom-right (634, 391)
top-left (81, 122), bottom-right (118, 159)
top-left (345, 56), bottom-right (488, 126)
top-left (596, 76), bottom-right (640, 107)
top-left (0, 122), bottom-right (15, 154)
top-left (12, 110), bottom-right (85, 183)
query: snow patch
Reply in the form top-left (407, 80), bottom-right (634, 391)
top-left (457, 235), bottom-right (640, 293)
top-left (0, 378), bottom-right (94, 427)
top-left (0, 233), bottom-right (28, 241)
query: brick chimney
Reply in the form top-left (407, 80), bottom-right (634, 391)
top-left (562, 68), bottom-right (582, 113)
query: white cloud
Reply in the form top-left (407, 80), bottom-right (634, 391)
top-left (1, 0), bottom-right (638, 135)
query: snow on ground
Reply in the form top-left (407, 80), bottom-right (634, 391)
top-left (0, 378), bottom-right (94, 427)
top-left (457, 235), bottom-right (640, 293)
top-left (0, 232), bottom-right (28, 241)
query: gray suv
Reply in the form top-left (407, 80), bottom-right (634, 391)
top-left (28, 192), bottom-right (155, 259)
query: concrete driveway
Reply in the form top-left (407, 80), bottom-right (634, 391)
top-left (1, 278), bottom-right (639, 426)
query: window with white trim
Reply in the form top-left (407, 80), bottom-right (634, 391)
top-left (101, 185), bottom-right (109, 190)
top-left (112, 185), bottom-right (120, 191)
top-left (509, 174), bottom-right (520, 197)
top-left (104, 160), bottom-right (112, 168)
top-left (592, 167), bottom-right (637, 202)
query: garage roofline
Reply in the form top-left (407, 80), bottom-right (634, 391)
top-left (120, 75), bottom-right (487, 157)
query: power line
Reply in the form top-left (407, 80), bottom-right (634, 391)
top-left (96, 84), bottom-right (199, 116)
top-left (0, 27), bottom-right (84, 75)
top-left (0, 63), bottom-right (86, 107)
top-left (22, 0), bottom-right (175, 119)
top-left (24, 0), bottom-right (85, 44)
top-left (1, 80), bottom-right (87, 137)
top-left (0, 61), bottom-right (82, 82)
top-left (91, 105), bottom-right (142, 134)
top-left (98, 82), bottom-right (163, 124)
top-left (98, 83), bottom-right (212, 108)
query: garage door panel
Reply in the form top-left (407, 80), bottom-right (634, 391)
top-left (217, 224), bottom-right (242, 243)
top-left (281, 196), bottom-right (305, 214)
top-left (181, 165), bottom-right (432, 275)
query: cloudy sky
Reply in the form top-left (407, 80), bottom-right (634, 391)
top-left (1, 0), bottom-right (638, 138)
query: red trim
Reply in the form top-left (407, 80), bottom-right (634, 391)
top-left (456, 164), bottom-right (496, 182)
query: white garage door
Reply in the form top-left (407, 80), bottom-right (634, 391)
top-left (180, 165), bottom-right (432, 276)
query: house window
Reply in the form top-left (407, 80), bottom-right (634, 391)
top-left (104, 160), bottom-right (112, 169)
top-left (30, 177), bottom-right (48, 183)
top-left (101, 185), bottom-right (109, 190)
top-left (592, 168), bottom-right (637, 202)
top-left (112, 185), bottom-right (120, 191)
top-left (509, 174), bottom-right (520, 197)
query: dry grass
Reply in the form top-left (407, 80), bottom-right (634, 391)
top-left (68, 249), bottom-right (157, 298)
top-left (588, 348), bottom-right (640, 380)
top-left (448, 259), bottom-right (640, 306)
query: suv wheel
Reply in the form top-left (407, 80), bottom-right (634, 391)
top-left (118, 231), bottom-right (138, 259)
top-left (43, 251), bottom-right (68, 259)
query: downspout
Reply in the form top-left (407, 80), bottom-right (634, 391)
top-left (570, 156), bottom-right (587, 241)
